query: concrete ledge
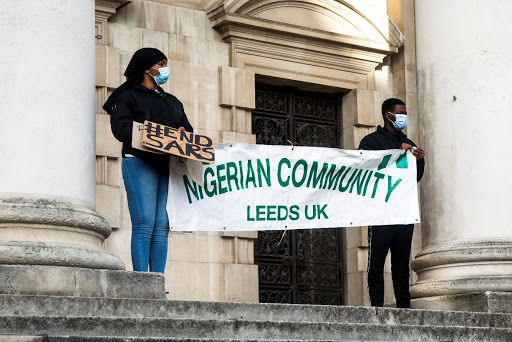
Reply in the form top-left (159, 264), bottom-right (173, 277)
top-left (0, 265), bottom-right (166, 299)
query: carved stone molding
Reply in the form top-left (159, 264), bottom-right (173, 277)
top-left (95, 0), bottom-right (130, 45)
top-left (207, 0), bottom-right (404, 88)
top-left (95, 0), bottom-right (129, 21)
top-left (411, 239), bottom-right (512, 298)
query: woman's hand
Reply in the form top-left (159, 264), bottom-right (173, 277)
top-left (178, 126), bottom-right (185, 133)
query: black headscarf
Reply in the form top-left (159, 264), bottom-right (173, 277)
top-left (103, 48), bottom-right (167, 114)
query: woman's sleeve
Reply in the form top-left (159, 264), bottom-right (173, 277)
top-left (110, 95), bottom-right (134, 144)
top-left (180, 103), bottom-right (194, 133)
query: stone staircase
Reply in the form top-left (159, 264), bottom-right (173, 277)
top-left (1, 295), bottom-right (512, 341)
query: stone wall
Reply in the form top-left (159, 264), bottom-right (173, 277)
top-left (95, 0), bottom-right (257, 302)
top-left (95, 0), bottom-right (415, 305)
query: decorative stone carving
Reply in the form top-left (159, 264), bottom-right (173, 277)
top-left (207, 0), bottom-right (404, 84)
top-left (95, 0), bottom-right (130, 46)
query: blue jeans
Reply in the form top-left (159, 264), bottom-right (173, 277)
top-left (122, 156), bottom-right (170, 273)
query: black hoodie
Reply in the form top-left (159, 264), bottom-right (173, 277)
top-left (103, 48), bottom-right (193, 169)
top-left (109, 84), bottom-right (193, 168)
top-left (359, 125), bottom-right (425, 182)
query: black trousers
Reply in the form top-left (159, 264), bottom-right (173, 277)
top-left (367, 224), bottom-right (414, 308)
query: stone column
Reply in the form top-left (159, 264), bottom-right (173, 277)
top-left (411, 0), bottom-right (512, 311)
top-left (0, 0), bottom-right (150, 296)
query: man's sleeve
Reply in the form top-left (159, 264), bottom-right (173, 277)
top-left (403, 138), bottom-right (425, 182)
top-left (417, 158), bottom-right (425, 182)
top-left (359, 135), bottom-right (378, 150)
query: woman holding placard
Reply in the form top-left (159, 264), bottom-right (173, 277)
top-left (103, 48), bottom-right (193, 273)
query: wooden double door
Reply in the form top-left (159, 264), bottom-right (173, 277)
top-left (252, 83), bottom-right (344, 305)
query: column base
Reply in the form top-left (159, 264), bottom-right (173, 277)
top-left (412, 291), bottom-right (512, 313)
top-left (0, 241), bottom-right (124, 270)
top-left (0, 193), bottom-right (124, 270)
top-left (411, 239), bottom-right (512, 309)
top-left (0, 264), bottom-right (166, 299)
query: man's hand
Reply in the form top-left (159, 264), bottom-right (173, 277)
top-left (400, 143), bottom-right (413, 150)
top-left (400, 143), bottom-right (425, 160)
top-left (412, 147), bottom-right (425, 160)
top-left (178, 126), bottom-right (185, 133)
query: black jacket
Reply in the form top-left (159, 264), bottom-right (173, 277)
top-left (110, 84), bottom-right (193, 168)
top-left (359, 126), bottom-right (425, 182)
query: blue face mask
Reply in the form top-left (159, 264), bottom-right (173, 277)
top-left (388, 113), bottom-right (407, 130)
top-left (151, 66), bottom-right (170, 85)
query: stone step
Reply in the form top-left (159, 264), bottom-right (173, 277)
top-left (49, 338), bottom-right (342, 342)
top-left (0, 265), bottom-right (165, 300)
top-left (0, 336), bottom-right (46, 342)
top-left (48, 338), bottom-right (379, 342)
top-left (1, 316), bottom-right (512, 342)
top-left (1, 295), bottom-right (511, 329)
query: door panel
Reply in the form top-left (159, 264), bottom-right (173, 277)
top-left (253, 83), bottom-right (344, 305)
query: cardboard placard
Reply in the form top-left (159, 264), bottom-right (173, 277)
top-left (132, 122), bottom-right (164, 154)
top-left (142, 120), bottom-right (215, 163)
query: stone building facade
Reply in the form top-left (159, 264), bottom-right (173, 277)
top-left (95, 0), bottom-right (418, 307)
top-left (2, 0), bottom-right (511, 311)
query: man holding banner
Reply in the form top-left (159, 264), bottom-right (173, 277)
top-left (360, 98), bottom-right (425, 308)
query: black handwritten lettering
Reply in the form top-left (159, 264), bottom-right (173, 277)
top-left (143, 135), bottom-right (164, 149)
top-left (145, 122), bottom-right (163, 138)
top-left (164, 140), bottom-right (185, 154)
top-left (185, 144), bottom-right (204, 160)
top-left (143, 120), bottom-right (215, 163)
top-left (201, 147), bottom-right (215, 162)
top-left (180, 131), bottom-right (194, 144)
top-left (163, 127), bottom-right (178, 139)
top-left (194, 135), bottom-right (213, 147)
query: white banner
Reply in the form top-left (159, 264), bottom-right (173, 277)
top-left (167, 143), bottom-right (420, 231)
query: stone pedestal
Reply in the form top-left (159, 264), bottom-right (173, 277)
top-left (411, 0), bottom-right (512, 309)
top-left (0, 265), bottom-right (165, 299)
